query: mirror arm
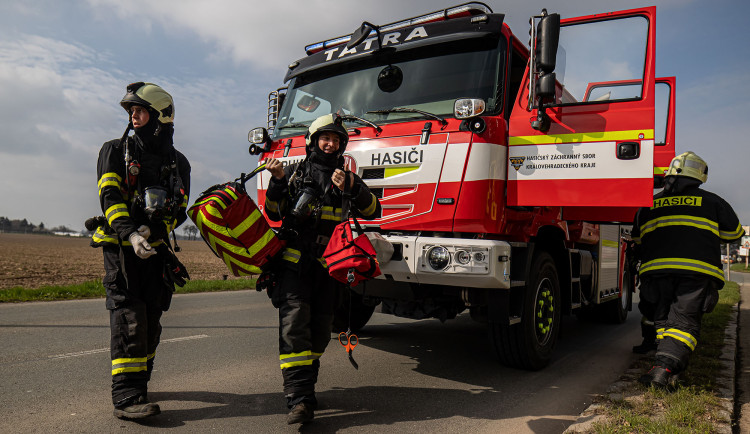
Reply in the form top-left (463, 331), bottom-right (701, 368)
top-left (531, 103), bottom-right (551, 132)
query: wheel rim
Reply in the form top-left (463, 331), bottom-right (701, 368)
top-left (534, 277), bottom-right (555, 345)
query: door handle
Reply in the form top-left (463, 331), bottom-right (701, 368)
top-left (617, 141), bottom-right (640, 160)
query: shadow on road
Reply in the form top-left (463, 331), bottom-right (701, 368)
top-left (142, 386), bottom-right (573, 432)
top-left (135, 312), bottom-right (632, 432)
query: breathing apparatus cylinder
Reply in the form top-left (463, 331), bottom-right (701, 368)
top-left (290, 178), bottom-right (321, 222)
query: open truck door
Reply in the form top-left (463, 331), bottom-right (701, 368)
top-left (508, 7), bottom-right (657, 222)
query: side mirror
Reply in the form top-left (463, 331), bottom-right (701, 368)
top-left (529, 11), bottom-right (560, 132)
top-left (535, 13), bottom-right (560, 72)
top-left (347, 21), bottom-right (380, 50)
top-left (536, 72), bottom-right (556, 99)
top-left (248, 127), bottom-right (272, 155)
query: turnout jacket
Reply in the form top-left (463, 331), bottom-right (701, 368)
top-left (632, 184), bottom-right (744, 285)
top-left (264, 158), bottom-right (380, 262)
top-left (93, 136), bottom-right (191, 247)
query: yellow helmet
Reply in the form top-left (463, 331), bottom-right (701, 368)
top-left (665, 151), bottom-right (708, 184)
top-left (120, 82), bottom-right (174, 124)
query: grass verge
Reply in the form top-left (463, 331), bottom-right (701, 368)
top-left (731, 262), bottom-right (750, 273)
top-left (0, 278), bottom-right (256, 302)
top-left (588, 281), bottom-right (740, 433)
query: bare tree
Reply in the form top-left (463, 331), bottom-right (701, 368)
top-left (183, 224), bottom-right (199, 241)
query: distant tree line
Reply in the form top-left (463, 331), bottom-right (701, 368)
top-left (0, 217), bottom-right (75, 234)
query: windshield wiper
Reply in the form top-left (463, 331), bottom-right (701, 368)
top-left (340, 114), bottom-right (382, 134)
top-left (277, 123), bottom-right (309, 130)
top-left (367, 107), bottom-right (448, 127)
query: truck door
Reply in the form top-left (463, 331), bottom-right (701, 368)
top-left (508, 6), bottom-right (656, 222)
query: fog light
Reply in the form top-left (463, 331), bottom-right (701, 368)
top-left (427, 246), bottom-right (450, 270)
top-left (455, 250), bottom-right (471, 265)
top-left (474, 252), bottom-right (486, 262)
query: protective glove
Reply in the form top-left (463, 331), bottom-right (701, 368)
top-left (129, 231), bottom-right (157, 259)
top-left (137, 225), bottom-right (151, 239)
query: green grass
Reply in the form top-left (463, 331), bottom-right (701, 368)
top-left (595, 387), bottom-right (721, 433)
top-left (730, 262), bottom-right (750, 273)
top-left (0, 278), bottom-right (256, 302)
top-left (591, 281), bottom-right (740, 433)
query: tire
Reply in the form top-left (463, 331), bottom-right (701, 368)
top-left (597, 266), bottom-right (632, 324)
top-left (489, 252), bottom-right (561, 370)
top-left (332, 289), bottom-right (377, 333)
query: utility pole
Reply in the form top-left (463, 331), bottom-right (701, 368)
top-left (726, 243), bottom-right (730, 281)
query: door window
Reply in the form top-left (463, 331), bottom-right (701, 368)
top-left (553, 16), bottom-right (649, 105)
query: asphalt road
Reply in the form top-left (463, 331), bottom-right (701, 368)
top-left (0, 290), bottom-right (641, 433)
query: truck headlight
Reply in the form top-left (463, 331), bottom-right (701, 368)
top-left (454, 98), bottom-right (486, 119)
top-left (427, 246), bottom-right (450, 270)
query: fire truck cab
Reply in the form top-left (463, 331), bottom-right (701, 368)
top-left (249, 3), bottom-right (675, 370)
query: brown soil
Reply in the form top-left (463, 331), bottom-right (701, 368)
top-left (0, 233), bottom-right (239, 289)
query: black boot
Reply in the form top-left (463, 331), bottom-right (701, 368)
top-left (287, 402), bottom-right (314, 424)
top-left (638, 365), bottom-right (678, 390)
top-left (113, 395), bottom-right (160, 420)
top-left (632, 338), bottom-right (658, 354)
top-left (649, 365), bottom-right (678, 389)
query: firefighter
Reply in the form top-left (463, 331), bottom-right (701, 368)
top-left (91, 82), bottom-right (190, 419)
top-left (632, 151), bottom-right (744, 389)
top-left (263, 114), bottom-right (381, 425)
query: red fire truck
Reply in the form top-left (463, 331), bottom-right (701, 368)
top-left (248, 3), bottom-right (676, 370)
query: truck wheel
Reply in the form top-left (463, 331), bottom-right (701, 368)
top-left (332, 290), bottom-right (377, 333)
top-left (489, 252), bottom-right (561, 370)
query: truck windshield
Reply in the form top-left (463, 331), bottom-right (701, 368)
top-left (274, 37), bottom-right (506, 138)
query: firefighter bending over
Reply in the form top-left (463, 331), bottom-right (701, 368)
top-left (263, 114), bottom-right (381, 425)
top-left (632, 151), bottom-right (744, 389)
top-left (90, 82), bottom-right (191, 419)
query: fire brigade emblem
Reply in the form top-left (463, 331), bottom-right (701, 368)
top-left (343, 154), bottom-right (358, 174)
top-left (509, 157), bottom-right (525, 171)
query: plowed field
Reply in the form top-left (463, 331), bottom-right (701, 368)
top-left (0, 233), bottom-right (236, 289)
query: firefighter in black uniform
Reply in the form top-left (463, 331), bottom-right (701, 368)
top-left (264, 114), bottom-right (380, 425)
top-left (632, 151), bottom-right (744, 389)
top-left (91, 82), bottom-right (190, 419)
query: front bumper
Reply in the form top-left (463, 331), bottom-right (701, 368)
top-left (376, 235), bottom-right (511, 289)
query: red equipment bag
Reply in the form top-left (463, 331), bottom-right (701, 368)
top-left (323, 215), bottom-right (381, 287)
top-left (187, 173), bottom-right (284, 276)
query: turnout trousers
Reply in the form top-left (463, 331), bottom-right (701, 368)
top-left (272, 258), bottom-right (337, 409)
top-left (639, 274), bottom-right (717, 373)
top-left (102, 244), bottom-right (172, 406)
top-left (637, 296), bottom-right (657, 343)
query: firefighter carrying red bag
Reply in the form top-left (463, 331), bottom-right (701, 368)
top-left (262, 114), bottom-right (381, 424)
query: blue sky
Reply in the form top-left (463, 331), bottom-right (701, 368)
top-left (1, 0), bottom-right (748, 231)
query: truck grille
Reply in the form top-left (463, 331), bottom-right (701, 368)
top-left (362, 168), bottom-right (384, 180)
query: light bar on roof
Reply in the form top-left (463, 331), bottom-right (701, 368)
top-left (304, 2), bottom-right (493, 55)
